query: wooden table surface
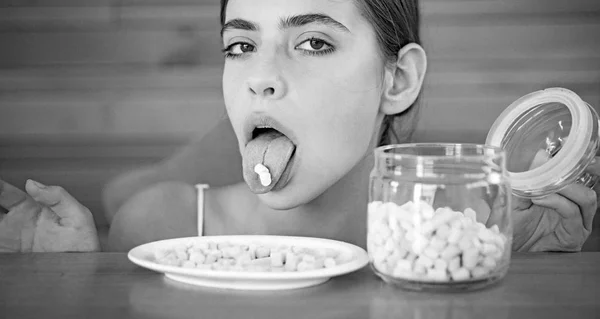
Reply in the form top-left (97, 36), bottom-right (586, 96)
top-left (1, 252), bottom-right (599, 319)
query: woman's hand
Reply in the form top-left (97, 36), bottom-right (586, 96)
top-left (510, 157), bottom-right (600, 251)
top-left (0, 179), bottom-right (100, 252)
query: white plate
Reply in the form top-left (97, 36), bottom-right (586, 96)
top-left (128, 235), bottom-right (369, 290)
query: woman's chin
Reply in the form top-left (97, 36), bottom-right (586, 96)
top-left (256, 180), bottom-right (322, 211)
top-left (257, 190), bottom-right (304, 211)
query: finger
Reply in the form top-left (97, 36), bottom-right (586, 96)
top-left (25, 179), bottom-right (88, 220)
top-left (531, 193), bottom-right (584, 235)
top-left (511, 194), bottom-right (533, 211)
top-left (531, 194), bottom-right (587, 250)
top-left (486, 194), bottom-right (510, 228)
top-left (0, 179), bottom-right (41, 252)
top-left (584, 156), bottom-right (600, 175)
top-left (0, 179), bottom-right (37, 211)
top-left (556, 183), bottom-right (597, 233)
top-left (531, 193), bottom-right (586, 240)
top-left (532, 193), bottom-right (579, 219)
top-left (0, 179), bottom-right (42, 237)
top-left (529, 149), bottom-right (551, 170)
top-left (528, 232), bottom-right (580, 252)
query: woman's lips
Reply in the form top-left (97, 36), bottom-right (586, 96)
top-left (243, 113), bottom-right (297, 147)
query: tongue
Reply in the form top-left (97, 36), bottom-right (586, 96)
top-left (243, 130), bottom-right (296, 194)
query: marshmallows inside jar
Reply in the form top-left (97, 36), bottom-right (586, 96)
top-left (367, 200), bottom-right (509, 283)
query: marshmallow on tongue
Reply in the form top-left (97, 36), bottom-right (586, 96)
top-left (243, 129), bottom-right (296, 194)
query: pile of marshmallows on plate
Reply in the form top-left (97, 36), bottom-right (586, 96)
top-left (155, 242), bottom-right (354, 272)
top-left (368, 200), bottom-right (509, 282)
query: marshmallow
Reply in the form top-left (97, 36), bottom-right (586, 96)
top-left (448, 256), bottom-right (461, 272)
top-left (440, 244), bottom-right (461, 261)
top-left (427, 267), bottom-right (448, 281)
top-left (367, 200), bottom-right (509, 283)
top-left (155, 241), bottom-right (351, 273)
top-left (471, 266), bottom-right (489, 279)
top-left (324, 258), bottom-right (337, 268)
top-left (451, 268), bottom-right (471, 281)
top-left (462, 248), bottom-right (479, 270)
top-left (254, 163), bottom-right (272, 186)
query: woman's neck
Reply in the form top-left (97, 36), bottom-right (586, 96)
top-left (255, 151), bottom-right (374, 247)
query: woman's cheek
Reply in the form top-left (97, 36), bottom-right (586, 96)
top-left (306, 115), bottom-right (373, 171)
top-left (331, 91), bottom-right (380, 143)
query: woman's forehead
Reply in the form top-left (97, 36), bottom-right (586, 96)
top-left (224, 0), bottom-right (364, 32)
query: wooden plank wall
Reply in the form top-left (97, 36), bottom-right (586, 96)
top-left (0, 0), bottom-right (599, 230)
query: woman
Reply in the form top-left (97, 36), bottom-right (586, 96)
top-left (0, 0), bottom-right (597, 253)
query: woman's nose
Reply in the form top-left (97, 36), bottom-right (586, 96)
top-left (247, 75), bottom-right (286, 100)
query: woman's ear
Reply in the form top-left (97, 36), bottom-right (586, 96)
top-left (380, 43), bottom-right (427, 115)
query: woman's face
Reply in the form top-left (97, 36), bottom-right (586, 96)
top-left (222, 0), bottom-right (386, 209)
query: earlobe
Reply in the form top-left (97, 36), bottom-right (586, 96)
top-left (380, 43), bottom-right (427, 115)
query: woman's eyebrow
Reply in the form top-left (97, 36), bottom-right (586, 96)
top-left (221, 19), bottom-right (258, 37)
top-left (280, 14), bottom-right (350, 33)
top-left (221, 13), bottom-right (350, 37)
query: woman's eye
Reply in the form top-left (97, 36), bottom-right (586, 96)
top-left (223, 42), bottom-right (256, 58)
top-left (296, 38), bottom-right (332, 53)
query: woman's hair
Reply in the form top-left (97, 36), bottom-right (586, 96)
top-left (219, 0), bottom-right (422, 146)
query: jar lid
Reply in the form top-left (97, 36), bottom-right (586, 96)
top-left (485, 88), bottom-right (598, 197)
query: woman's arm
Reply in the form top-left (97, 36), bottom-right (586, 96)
top-left (102, 117), bottom-right (242, 225)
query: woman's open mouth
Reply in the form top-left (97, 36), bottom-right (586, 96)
top-left (242, 117), bottom-right (297, 194)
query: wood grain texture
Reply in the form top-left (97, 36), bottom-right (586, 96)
top-left (1, 64), bottom-right (598, 93)
top-left (0, 65), bottom-right (597, 136)
top-left (0, 0), bottom-right (599, 236)
top-left (0, 252), bottom-right (599, 319)
top-left (1, 24), bottom-right (598, 66)
top-left (0, 135), bottom-right (189, 227)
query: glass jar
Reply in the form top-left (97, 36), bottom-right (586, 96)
top-left (367, 143), bottom-right (512, 291)
top-left (485, 88), bottom-right (600, 198)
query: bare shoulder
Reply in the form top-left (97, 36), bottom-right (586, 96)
top-left (107, 181), bottom-right (259, 251)
top-left (107, 181), bottom-right (198, 251)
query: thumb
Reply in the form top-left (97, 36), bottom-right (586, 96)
top-left (511, 193), bottom-right (533, 211)
top-left (584, 156), bottom-right (600, 175)
top-left (25, 179), bottom-right (87, 219)
top-left (529, 148), bottom-right (551, 170)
